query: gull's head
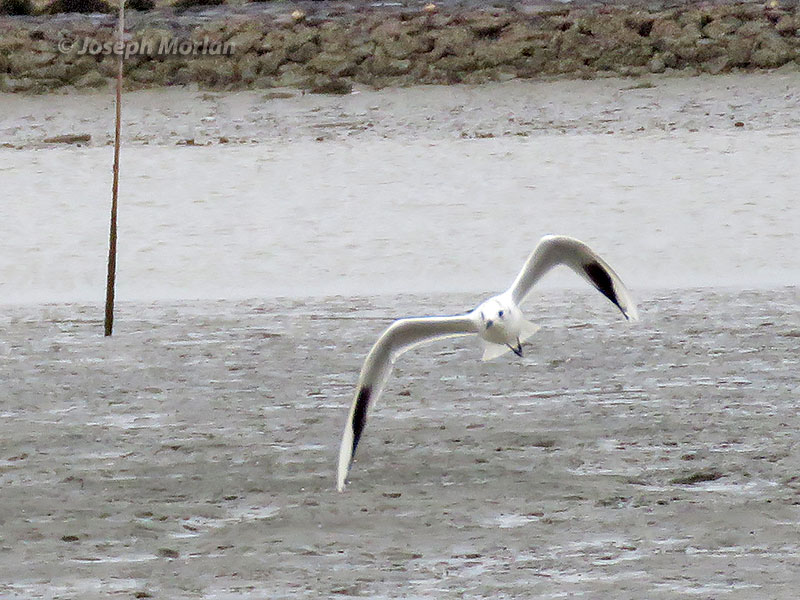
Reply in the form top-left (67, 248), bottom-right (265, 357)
top-left (476, 296), bottom-right (518, 344)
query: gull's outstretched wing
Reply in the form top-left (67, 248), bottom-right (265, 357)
top-left (337, 314), bottom-right (478, 491)
top-left (508, 235), bottom-right (639, 321)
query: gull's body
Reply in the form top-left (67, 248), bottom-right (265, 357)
top-left (337, 235), bottom-right (638, 491)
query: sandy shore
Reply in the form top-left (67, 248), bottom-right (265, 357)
top-left (1, 289), bottom-right (799, 598)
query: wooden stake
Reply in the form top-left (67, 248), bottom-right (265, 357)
top-left (104, 0), bottom-right (124, 336)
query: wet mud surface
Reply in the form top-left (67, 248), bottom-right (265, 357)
top-left (1, 288), bottom-right (799, 598)
top-left (3, 71), bottom-right (800, 148)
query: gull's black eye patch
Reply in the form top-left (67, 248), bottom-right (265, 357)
top-left (498, 310), bottom-right (504, 317)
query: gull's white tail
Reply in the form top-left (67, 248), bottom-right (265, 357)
top-left (481, 319), bottom-right (541, 361)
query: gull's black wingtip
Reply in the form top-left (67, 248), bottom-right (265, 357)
top-left (351, 385), bottom-right (371, 458)
top-left (583, 261), bottom-right (622, 312)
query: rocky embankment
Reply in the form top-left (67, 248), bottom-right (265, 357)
top-left (1, 1), bottom-right (799, 93)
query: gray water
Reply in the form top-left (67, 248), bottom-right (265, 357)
top-left (2, 128), bottom-right (799, 304)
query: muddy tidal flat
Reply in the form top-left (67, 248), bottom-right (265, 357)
top-left (2, 71), bottom-right (800, 598)
top-left (1, 289), bottom-right (799, 599)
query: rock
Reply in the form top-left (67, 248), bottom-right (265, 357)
top-left (307, 52), bottom-right (357, 77)
top-left (63, 57), bottom-right (94, 84)
top-left (677, 9), bottom-right (710, 29)
top-left (382, 33), bottom-right (432, 60)
top-left (647, 55), bottom-right (666, 73)
top-left (152, 60), bottom-right (179, 85)
top-left (671, 469), bottom-right (722, 485)
top-left (468, 14), bottom-right (511, 38)
top-left (172, 0), bottom-right (223, 10)
top-left (602, 43), bottom-right (654, 69)
top-left (226, 27), bottom-right (265, 55)
top-left (309, 77), bottom-right (352, 95)
top-left (350, 42), bottom-right (377, 64)
top-left (258, 50), bottom-right (287, 76)
top-left (33, 62), bottom-right (70, 82)
top-left (649, 17), bottom-right (682, 41)
top-left (74, 69), bottom-right (107, 88)
top-left (428, 26), bottom-right (474, 61)
top-left (287, 40), bottom-right (318, 64)
top-left (283, 27), bottom-right (318, 54)
top-left (775, 15), bottom-right (797, 37)
top-left (579, 13), bottom-right (642, 45)
top-left (8, 51), bottom-right (57, 75)
top-left (670, 33), bottom-right (709, 62)
top-left (701, 55), bottom-right (729, 75)
top-left (461, 67), bottom-right (502, 85)
top-left (434, 53), bottom-right (479, 74)
top-left (169, 66), bottom-right (193, 86)
top-left (737, 20), bottom-right (770, 38)
top-left (727, 37), bottom-right (753, 67)
top-left (502, 22), bottom-right (546, 44)
top-left (702, 16), bottom-right (742, 40)
top-left (775, 61), bottom-right (800, 73)
top-left (237, 54), bottom-right (260, 84)
top-left (96, 56), bottom-right (118, 78)
top-left (517, 47), bottom-right (558, 76)
top-left (615, 65), bottom-right (649, 77)
top-left (472, 40), bottom-right (532, 68)
top-left (44, 133), bottom-right (91, 144)
top-left (625, 14), bottom-right (656, 38)
top-left (0, 75), bottom-right (33, 93)
top-left (275, 62), bottom-right (312, 88)
top-left (128, 65), bottom-right (157, 84)
top-left (550, 56), bottom-right (582, 75)
top-left (751, 32), bottom-right (793, 68)
top-left (318, 22), bottom-right (350, 53)
top-left (250, 76), bottom-right (274, 89)
top-left (189, 58), bottom-right (237, 89)
top-left (557, 28), bottom-right (604, 63)
top-left (0, 4), bottom-right (796, 94)
top-left (661, 51), bottom-right (678, 69)
top-left (190, 25), bottom-right (226, 48)
top-left (366, 48), bottom-right (411, 76)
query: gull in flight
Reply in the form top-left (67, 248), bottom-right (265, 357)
top-left (336, 235), bottom-right (638, 491)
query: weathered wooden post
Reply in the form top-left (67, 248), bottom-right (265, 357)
top-left (104, 0), bottom-right (124, 336)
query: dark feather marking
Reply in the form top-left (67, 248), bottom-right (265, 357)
top-left (351, 386), bottom-right (371, 458)
top-left (584, 261), bottom-right (620, 309)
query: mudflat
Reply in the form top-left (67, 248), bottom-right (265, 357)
top-left (1, 289), bottom-right (799, 598)
top-left (2, 71), bottom-right (799, 597)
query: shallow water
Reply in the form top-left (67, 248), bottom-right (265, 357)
top-left (2, 128), bottom-right (799, 304)
top-left (0, 289), bottom-right (798, 599)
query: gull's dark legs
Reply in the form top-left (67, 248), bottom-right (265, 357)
top-left (508, 338), bottom-right (523, 357)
